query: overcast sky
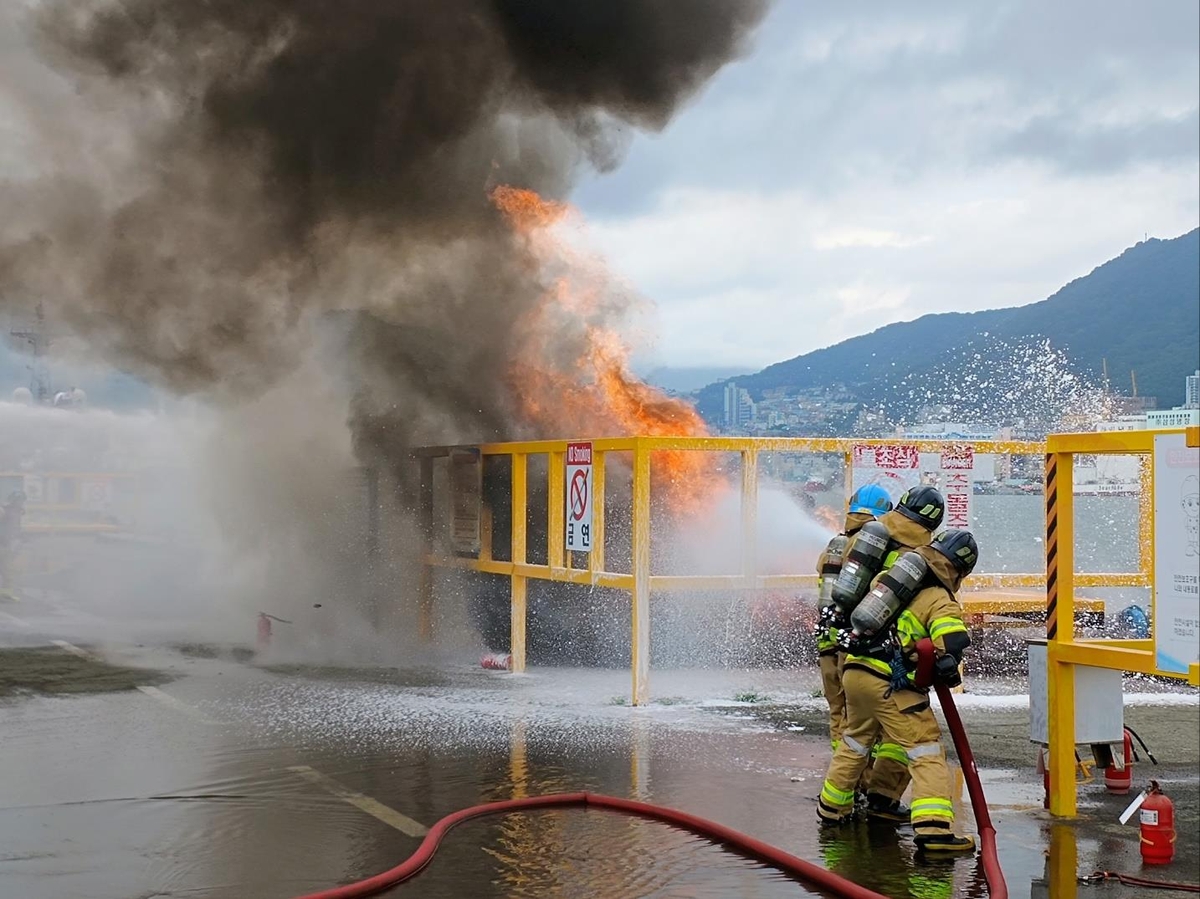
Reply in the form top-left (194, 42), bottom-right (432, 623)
top-left (574, 0), bottom-right (1200, 371)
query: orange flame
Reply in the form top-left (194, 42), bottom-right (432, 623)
top-left (492, 185), bottom-right (719, 513)
top-left (813, 504), bottom-right (841, 532)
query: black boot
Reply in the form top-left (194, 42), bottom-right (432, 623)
top-left (864, 793), bottom-right (910, 823)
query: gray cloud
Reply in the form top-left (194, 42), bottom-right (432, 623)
top-left (995, 110), bottom-right (1200, 173)
top-left (576, 0), bottom-right (1200, 215)
top-left (567, 0), bottom-right (1198, 372)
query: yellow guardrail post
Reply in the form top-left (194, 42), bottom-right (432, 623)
top-left (1138, 455), bottom-right (1153, 584)
top-left (1046, 448), bottom-right (1077, 817)
top-left (511, 453), bottom-right (528, 674)
top-left (741, 448), bottom-right (758, 585)
top-left (589, 450), bottom-right (606, 576)
top-left (631, 438), bottom-right (652, 706)
top-left (418, 456), bottom-right (435, 643)
top-left (547, 449), bottom-right (565, 572)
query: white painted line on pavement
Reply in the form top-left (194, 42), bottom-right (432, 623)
top-left (52, 639), bottom-right (96, 660)
top-left (287, 765), bottom-right (429, 837)
top-left (136, 685), bottom-right (219, 724)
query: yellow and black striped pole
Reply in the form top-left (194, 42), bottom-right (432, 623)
top-left (1044, 444), bottom-right (1077, 816)
top-left (1045, 453), bottom-right (1059, 641)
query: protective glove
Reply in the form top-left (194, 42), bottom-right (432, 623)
top-left (934, 653), bottom-right (962, 688)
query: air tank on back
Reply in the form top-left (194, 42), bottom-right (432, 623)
top-left (850, 551), bottom-right (929, 640)
top-left (831, 520), bottom-right (890, 614)
top-left (817, 533), bottom-right (850, 606)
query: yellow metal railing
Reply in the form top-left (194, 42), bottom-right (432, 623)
top-left (2, 470), bottom-right (141, 535)
top-left (417, 435), bottom-right (1155, 706)
top-left (1044, 426), bottom-right (1200, 818)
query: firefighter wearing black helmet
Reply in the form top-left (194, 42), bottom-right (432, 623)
top-left (825, 484), bottom-right (945, 822)
top-left (818, 528), bottom-right (978, 855)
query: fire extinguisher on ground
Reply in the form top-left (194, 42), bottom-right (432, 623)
top-left (1105, 726), bottom-right (1158, 795)
top-left (1139, 780), bottom-right (1176, 865)
top-left (257, 612), bottom-right (293, 651)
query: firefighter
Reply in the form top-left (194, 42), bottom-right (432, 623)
top-left (814, 484), bottom-right (911, 818)
top-left (818, 528), bottom-right (979, 855)
top-left (815, 484), bottom-right (893, 750)
top-left (824, 485), bottom-right (946, 822)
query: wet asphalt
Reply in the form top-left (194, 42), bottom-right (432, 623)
top-left (1, 596), bottom-right (1197, 899)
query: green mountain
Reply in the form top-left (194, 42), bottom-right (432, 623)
top-left (697, 229), bottom-right (1200, 428)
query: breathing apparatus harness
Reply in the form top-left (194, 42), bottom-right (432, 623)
top-left (834, 547), bottom-right (941, 695)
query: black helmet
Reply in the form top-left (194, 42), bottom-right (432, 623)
top-left (896, 486), bottom-right (945, 530)
top-left (932, 528), bottom-right (978, 576)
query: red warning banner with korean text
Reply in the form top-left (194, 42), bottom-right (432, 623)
top-left (939, 446), bottom-right (974, 529)
top-left (850, 444), bottom-right (921, 507)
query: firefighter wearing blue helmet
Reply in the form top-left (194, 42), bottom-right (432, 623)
top-left (813, 483), bottom-right (909, 817)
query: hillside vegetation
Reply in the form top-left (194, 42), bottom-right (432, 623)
top-left (697, 229), bottom-right (1200, 426)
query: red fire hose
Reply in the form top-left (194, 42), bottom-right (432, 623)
top-left (292, 641), bottom-right (1008, 899)
top-left (917, 640), bottom-right (1009, 899)
top-left (292, 791), bottom-right (893, 899)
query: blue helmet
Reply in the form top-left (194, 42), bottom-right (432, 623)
top-left (848, 484), bottom-right (893, 516)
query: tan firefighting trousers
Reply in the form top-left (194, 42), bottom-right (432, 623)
top-left (819, 653), bottom-right (911, 802)
top-left (819, 653), bottom-right (847, 747)
top-left (819, 668), bottom-right (955, 836)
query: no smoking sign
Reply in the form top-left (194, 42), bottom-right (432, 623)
top-left (565, 442), bottom-right (593, 552)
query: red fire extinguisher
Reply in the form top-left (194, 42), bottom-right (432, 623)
top-left (256, 612), bottom-right (292, 651)
top-left (257, 613), bottom-right (273, 650)
top-left (1139, 780), bottom-right (1175, 865)
top-left (1106, 726), bottom-right (1158, 795)
top-left (481, 652), bottom-right (512, 671)
top-left (1104, 729), bottom-right (1134, 794)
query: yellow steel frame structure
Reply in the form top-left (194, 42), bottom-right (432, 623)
top-left (2, 470), bottom-right (139, 535)
top-left (1045, 427), bottom-right (1200, 818)
top-left (417, 435), bottom-right (1151, 706)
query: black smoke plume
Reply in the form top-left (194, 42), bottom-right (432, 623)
top-left (0, 1), bottom-right (767, 641)
top-left (5, 1), bottom-right (765, 467)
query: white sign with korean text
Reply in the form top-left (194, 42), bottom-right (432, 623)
top-left (565, 442), bottom-right (594, 553)
top-left (939, 446), bottom-right (974, 530)
top-left (851, 444), bottom-right (921, 507)
top-left (1153, 432), bottom-right (1200, 675)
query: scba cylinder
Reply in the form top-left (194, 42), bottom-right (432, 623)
top-left (850, 551), bottom-right (929, 639)
top-left (831, 522), bottom-right (890, 613)
top-left (818, 534), bottom-right (849, 606)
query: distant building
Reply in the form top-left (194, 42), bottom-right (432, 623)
top-left (1096, 415), bottom-right (1149, 432)
top-left (1147, 408), bottom-right (1200, 429)
top-left (722, 382), bottom-right (756, 429)
top-left (1107, 394), bottom-right (1157, 414)
top-left (1097, 371), bottom-right (1200, 430)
